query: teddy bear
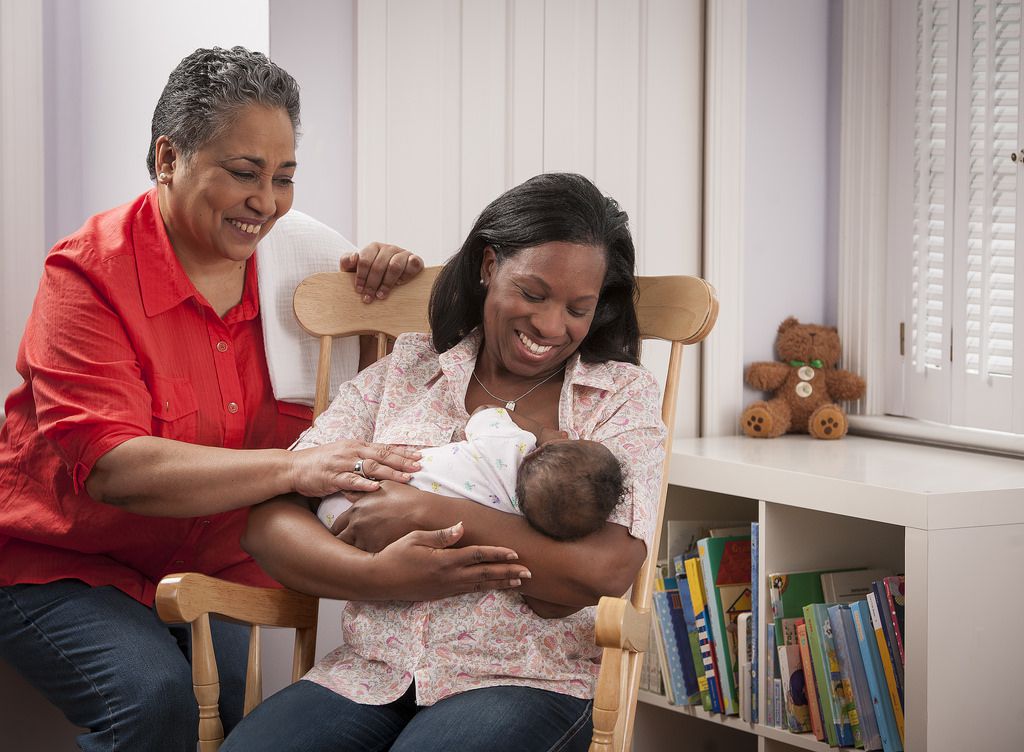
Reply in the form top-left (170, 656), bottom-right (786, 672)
top-left (740, 317), bottom-right (865, 440)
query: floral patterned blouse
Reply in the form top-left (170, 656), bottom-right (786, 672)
top-left (295, 331), bottom-right (666, 705)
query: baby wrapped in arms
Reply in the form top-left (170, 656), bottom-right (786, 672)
top-left (318, 407), bottom-right (623, 541)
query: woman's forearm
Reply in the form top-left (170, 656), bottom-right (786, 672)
top-left (444, 501), bottom-right (645, 607)
top-left (85, 436), bottom-right (295, 517)
top-left (242, 496), bottom-right (381, 600)
top-left (245, 496), bottom-right (530, 602)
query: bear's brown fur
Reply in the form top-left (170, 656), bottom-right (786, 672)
top-left (740, 317), bottom-right (865, 440)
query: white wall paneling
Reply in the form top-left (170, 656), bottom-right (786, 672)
top-left (0, 1), bottom-right (45, 403)
top-left (356, 0), bottom-right (705, 437)
top-left (838, 0), bottom-right (891, 417)
top-left (269, 0), bottom-right (356, 239)
top-left (702, 0), bottom-right (745, 437)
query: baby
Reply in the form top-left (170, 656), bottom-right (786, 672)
top-left (318, 407), bottom-right (624, 541)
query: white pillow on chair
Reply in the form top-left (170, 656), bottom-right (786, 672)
top-left (256, 210), bottom-right (360, 407)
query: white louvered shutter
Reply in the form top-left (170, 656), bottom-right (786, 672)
top-left (951, 0), bottom-right (1021, 430)
top-left (904, 0), bottom-right (956, 424)
top-left (895, 0), bottom-right (1023, 433)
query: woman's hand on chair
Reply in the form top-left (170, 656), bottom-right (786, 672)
top-left (341, 242), bottom-right (424, 303)
top-left (371, 521), bottom-right (529, 600)
top-left (288, 440), bottom-right (421, 499)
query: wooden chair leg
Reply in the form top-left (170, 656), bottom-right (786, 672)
top-left (590, 647), bottom-right (626, 751)
top-left (243, 625), bottom-right (262, 717)
top-left (192, 613), bottom-right (225, 752)
top-left (292, 625), bottom-right (317, 682)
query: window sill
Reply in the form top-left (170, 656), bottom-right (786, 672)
top-left (848, 414), bottom-right (1024, 459)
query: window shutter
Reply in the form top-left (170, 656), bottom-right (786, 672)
top-left (905, 0), bottom-right (956, 423)
top-left (964, 0), bottom-right (1016, 378)
top-left (912, 0), bottom-right (953, 372)
top-left (951, 0), bottom-right (1020, 430)
top-left (896, 0), bottom-right (1023, 433)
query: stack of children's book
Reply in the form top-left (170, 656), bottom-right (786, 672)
top-left (768, 566), bottom-right (906, 751)
top-left (643, 520), bottom-right (754, 718)
top-left (643, 521), bottom-right (907, 752)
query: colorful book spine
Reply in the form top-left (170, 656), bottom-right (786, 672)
top-left (674, 568), bottom-right (710, 709)
top-left (777, 642), bottom-right (811, 732)
top-left (871, 580), bottom-right (905, 709)
top-left (867, 591), bottom-right (905, 745)
top-left (819, 605), bottom-right (858, 747)
top-left (802, 605), bottom-right (839, 745)
top-left (650, 593), bottom-right (674, 703)
top-left (881, 576), bottom-right (907, 672)
top-left (652, 589), bottom-right (687, 704)
top-left (831, 603), bottom-right (882, 751)
top-left (773, 678), bottom-right (784, 730)
top-left (685, 555), bottom-right (722, 713)
top-left (765, 622), bottom-right (777, 728)
top-left (796, 621), bottom-right (827, 742)
top-left (750, 521), bottom-right (759, 724)
top-left (697, 535), bottom-right (751, 716)
top-left (738, 612), bottom-right (752, 721)
top-left (852, 600), bottom-right (903, 752)
top-left (665, 581), bottom-right (701, 703)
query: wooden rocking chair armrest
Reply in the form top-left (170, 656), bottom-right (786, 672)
top-left (156, 572), bottom-right (318, 629)
top-left (593, 595), bottom-right (651, 654)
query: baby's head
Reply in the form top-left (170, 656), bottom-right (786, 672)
top-left (515, 440), bottom-right (624, 541)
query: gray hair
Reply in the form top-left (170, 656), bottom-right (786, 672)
top-left (146, 46), bottom-right (301, 180)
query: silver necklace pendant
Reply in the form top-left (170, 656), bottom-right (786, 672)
top-left (471, 367), bottom-right (564, 413)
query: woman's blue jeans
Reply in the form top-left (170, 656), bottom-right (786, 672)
top-left (0, 579), bottom-right (249, 752)
top-left (221, 678), bottom-right (594, 752)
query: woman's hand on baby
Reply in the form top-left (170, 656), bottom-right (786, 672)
top-left (330, 481), bottom-right (426, 547)
top-left (341, 242), bottom-right (424, 303)
top-left (288, 440), bottom-right (421, 499)
top-left (372, 522), bottom-right (530, 600)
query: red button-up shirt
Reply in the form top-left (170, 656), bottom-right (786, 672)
top-left (0, 190), bottom-right (311, 605)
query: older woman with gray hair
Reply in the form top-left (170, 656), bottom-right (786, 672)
top-left (0, 46), bottom-right (526, 752)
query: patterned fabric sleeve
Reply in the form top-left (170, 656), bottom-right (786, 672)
top-left (292, 355), bottom-right (388, 451)
top-left (586, 369), bottom-right (667, 546)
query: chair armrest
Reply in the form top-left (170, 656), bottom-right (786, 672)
top-left (593, 595), bottom-right (650, 653)
top-left (156, 572), bottom-right (318, 629)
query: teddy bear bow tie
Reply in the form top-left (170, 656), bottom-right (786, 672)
top-left (789, 359), bottom-right (824, 368)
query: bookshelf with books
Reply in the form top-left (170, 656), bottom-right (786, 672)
top-left (635, 435), bottom-right (1024, 752)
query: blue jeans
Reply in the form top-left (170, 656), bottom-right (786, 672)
top-left (221, 679), bottom-right (593, 752)
top-left (0, 579), bottom-right (249, 752)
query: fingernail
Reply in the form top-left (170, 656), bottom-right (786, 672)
top-left (376, 290), bottom-right (385, 299)
top-left (519, 570), bottom-right (532, 579)
top-left (506, 552), bottom-right (519, 561)
top-left (363, 294), bottom-right (373, 303)
top-left (355, 284), bottom-right (363, 292)
top-left (409, 462), bottom-right (422, 471)
top-left (509, 578), bottom-right (522, 587)
top-left (449, 521), bottom-right (463, 534)
top-left (400, 472), bottom-right (412, 481)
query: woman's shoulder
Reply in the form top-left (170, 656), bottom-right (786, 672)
top-left (572, 356), bottom-right (659, 392)
top-left (380, 333), bottom-right (443, 378)
top-left (391, 332), bottom-right (438, 361)
top-left (52, 192), bottom-right (151, 259)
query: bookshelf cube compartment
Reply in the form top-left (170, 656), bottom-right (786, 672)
top-left (643, 435), bottom-right (1024, 752)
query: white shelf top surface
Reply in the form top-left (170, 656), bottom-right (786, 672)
top-left (669, 435), bottom-right (1024, 530)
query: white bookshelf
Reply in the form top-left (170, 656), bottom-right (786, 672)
top-left (638, 434), bottom-right (1024, 752)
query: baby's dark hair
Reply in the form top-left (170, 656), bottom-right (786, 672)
top-left (516, 441), bottom-right (624, 541)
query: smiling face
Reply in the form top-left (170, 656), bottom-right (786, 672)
top-left (478, 242), bottom-right (607, 380)
top-left (155, 103), bottom-right (296, 269)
